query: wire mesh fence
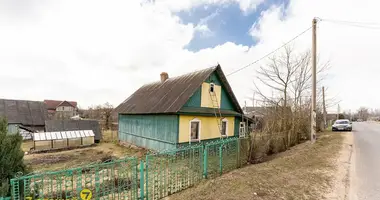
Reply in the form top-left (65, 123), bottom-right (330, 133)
top-left (204, 137), bottom-right (249, 179)
top-left (144, 144), bottom-right (203, 200)
top-left (10, 137), bottom-right (251, 200)
top-left (10, 157), bottom-right (138, 200)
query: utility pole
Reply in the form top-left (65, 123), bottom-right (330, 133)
top-left (311, 18), bottom-right (317, 143)
top-left (253, 92), bottom-right (255, 108)
top-left (322, 86), bottom-right (327, 128)
top-left (337, 104), bottom-right (340, 120)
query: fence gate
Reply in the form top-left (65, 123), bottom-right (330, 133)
top-left (10, 158), bottom-right (139, 200)
top-left (144, 145), bottom-right (203, 200)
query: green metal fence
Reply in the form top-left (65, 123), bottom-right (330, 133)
top-left (203, 137), bottom-right (241, 178)
top-left (144, 145), bottom-right (204, 200)
top-left (10, 157), bottom-right (138, 200)
top-left (9, 137), bottom-right (250, 200)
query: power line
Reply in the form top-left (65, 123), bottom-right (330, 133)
top-left (320, 18), bottom-right (380, 29)
top-left (226, 26), bottom-right (312, 76)
top-left (320, 18), bottom-right (380, 26)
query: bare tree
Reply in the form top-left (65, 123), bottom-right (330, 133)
top-left (357, 107), bottom-right (369, 121)
top-left (82, 102), bottom-right (114, 130)
top-left (248, 45), bottom-right (331, 163)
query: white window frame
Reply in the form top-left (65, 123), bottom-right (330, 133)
top-left (239, 122), bottom-right (246, 138)
top-left (221, 118), bottom-right (228, 137)
top-left (209, 82), bottom-right (215, 93)
top-left (189, 118), bottom-right (201, 143)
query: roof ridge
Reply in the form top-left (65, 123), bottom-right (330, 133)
top-left (142, 65), bottom-right (218, 87)
top-left (0, 98), bottom-right (43, 103)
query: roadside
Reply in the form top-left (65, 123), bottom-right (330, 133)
top-left (168, 131), bottom-right (352, 200)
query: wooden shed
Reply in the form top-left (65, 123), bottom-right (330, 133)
top-left (33, 130), bottom-right (95, 151)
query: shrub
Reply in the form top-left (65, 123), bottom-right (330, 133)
top-left (0, 118), bottom-right (28, 196)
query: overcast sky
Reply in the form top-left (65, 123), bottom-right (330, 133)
top-left (1, 0), bottom-right (379, 113)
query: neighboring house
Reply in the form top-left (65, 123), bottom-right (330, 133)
top-left (44, 100), bottom-right (78, 120)
top-left (114, 65), bottom-right (245, 151)
top-left (45, 119), bottom-right (102, 143)
top-left (0, 99), bottom-right (47, 138)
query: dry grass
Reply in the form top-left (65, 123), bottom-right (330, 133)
top-left (168, 131), bottom-right (344, 200)
top-left (102, 129), bottom-right (119, 143)
top-left (22, 129), bottom-right (148, 172)
top-left (23, 142), bottom-right (147, 172)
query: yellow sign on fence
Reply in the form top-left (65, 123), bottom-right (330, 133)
top-left (80, 189), bottom-right (92, 200)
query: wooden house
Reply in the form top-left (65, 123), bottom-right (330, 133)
top-left (114, 65), bottom-right (245, 151)
top-left (0, 99), bottom-right (47, 139)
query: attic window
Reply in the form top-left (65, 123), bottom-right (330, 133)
top-left (210, 82), bottom-right (215, 93)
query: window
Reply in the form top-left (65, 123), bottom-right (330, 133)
top-left (239, 122), bottom-right (246, 138)
top-left (335, 120), bottom-right (349, 124)
top-left (190, 119), bottom-right (201, 141)
top-left (221, 118), bottom-right (228, 136)
top-left (210, 82), bottom-right (215, 93)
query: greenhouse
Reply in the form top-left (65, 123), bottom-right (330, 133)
top-left (33, 130), bottom-right (95, 150)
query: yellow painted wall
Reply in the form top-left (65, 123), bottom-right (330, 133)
top-left (34, 141), bottom-right (52, 150)
top-left (200, 82), bottom-right (221, 108)
top-left (178, 115), bottom-right (235, 143)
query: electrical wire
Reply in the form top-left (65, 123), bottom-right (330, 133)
top-left (226, 26), bottom-right (313, 76)
top-left (320, 18), bottom-right (380, 26)
top-left (320, 18), bottom-right (380, 29)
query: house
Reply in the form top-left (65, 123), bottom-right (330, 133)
top-left (44, 100), bottom-right (78, 120)
top-left (114, 65), bottom-right (245, 151)
top-left (244, 106), bottom-right (293, 131)
top-left (0, 99), bottom-right (47, 138)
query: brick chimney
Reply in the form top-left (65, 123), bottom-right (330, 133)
top-left (160, 72), bottom-right (169, 82)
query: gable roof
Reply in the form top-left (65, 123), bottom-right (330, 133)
top-left (44, 100), bottom-right (77, 110)
top-left (115, 65), bottom-right (243, 114)
top-left (0, 99), bottom-right (47, 126)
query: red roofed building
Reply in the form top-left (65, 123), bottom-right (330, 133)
top-left (44, 100), bottom-right (78, 119)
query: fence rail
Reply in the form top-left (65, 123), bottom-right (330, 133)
top-left (10, 137), bottom-right (250, 200)
top-left (10, 158), bottom-right (138, 200)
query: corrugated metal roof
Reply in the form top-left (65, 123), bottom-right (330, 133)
top-left (33, 130), bottom-right (94, 141)
top-left (0, 99), bottom-right (47, 126)
top-left (114, 65), bottom-right (243, 114)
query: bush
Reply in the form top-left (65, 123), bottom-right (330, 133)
top-left (248, 106), bottom-right (310, 163)
top-left (0, 118), bottom-right (28, 196)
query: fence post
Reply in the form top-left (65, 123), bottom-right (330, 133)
top-left (237, 138), bottom-right (241, 168)
top-left (140, 161), bottom-right (145, 200)
top-left (219, 144), bottom-right (223, 175)
top-left (10, 179), bottom-right (18, 200)
top-left (145, 156), bottom-right (149, 200)
top-left (203, 146), bottom-right (208, 179)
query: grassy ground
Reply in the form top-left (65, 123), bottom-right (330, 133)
top-left (22, 130), bottom-right (147, 172)
top-left (168, 131), bottom-right (345, 200)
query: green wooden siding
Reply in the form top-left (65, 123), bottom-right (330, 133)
top-left (221, 87), bottom-right (235, 110)
top-left (234, 117), bottom-right (242, 136)
top-left (205, 72), bottom-right (222, 85)
top-left (183, 71), bottom-right (237, 111)
top-left (183, 87), bottom-right (201, 107)
top-left (118, 114), bottom-right (178, 151)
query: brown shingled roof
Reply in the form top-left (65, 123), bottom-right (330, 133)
top-left (114, 65), bottom-right (243, 114)
top-left (44, 100), bottom-right (77, 110)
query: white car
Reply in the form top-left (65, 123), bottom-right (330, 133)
top-left (332, 119), bottom-right (352, 131)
